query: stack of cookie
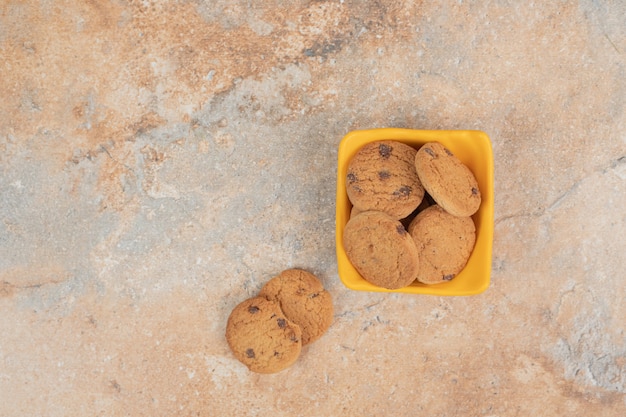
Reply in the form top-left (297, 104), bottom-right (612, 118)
top-left (225, 269), bottom-right (333, 373)
top-left (343, 140), bottom-right (481, 289)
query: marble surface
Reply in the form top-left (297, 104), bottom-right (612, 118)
top-left (1, 1), bottom-right (625, 415)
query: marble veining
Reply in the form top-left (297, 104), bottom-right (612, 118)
top-left (1, 1), bottom-right (625, 416)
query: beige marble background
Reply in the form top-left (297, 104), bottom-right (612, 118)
top-left (1, 1), bottom-right (625, 416)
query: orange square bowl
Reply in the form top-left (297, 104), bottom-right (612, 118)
top-left (335, 128), bottom-right (494, 296)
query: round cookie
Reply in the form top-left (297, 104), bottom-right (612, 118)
top-left (343, 211), bottom-right (420, 290)
top-left (346, 141), bottom-right (425, 219)
top-left (260, 269), bottom-right (333, 346)
top-left (226, 296), bottom-right (302, 373)
top-left (407, 205), bottom-right (476, 284)
top-left (414, 142), bottom-right (481, 217)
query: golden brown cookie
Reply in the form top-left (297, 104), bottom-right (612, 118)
top-left (343, 211), bottom-right (420, 290)
top-left (260, 269), bottom-right (333, 346)
top-left (225, 296), bottom-right (302, 373)
top-left (346, 141), bottom-right (425, 219)
top-left (408, 205), bottom-right (476, 284)
top-left (414, 142), bottom-right (481, 217)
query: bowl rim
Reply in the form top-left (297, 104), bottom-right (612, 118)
top-left (335, 127), bottom-right (494, 296)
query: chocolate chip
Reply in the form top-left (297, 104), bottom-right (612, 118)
top-left (245, 348), bottom-right (255, 358)
top-left (309, 292), bottom-right (320, 298)
top-left (396, 224), bottom-right (407, 235)
top-left (393, 186), bottom-right (412, 197)
top-left (290, 333), bottom-right (299, 343)
top-left (248, 305), bottom-right (259, 314)
top-left (378, 171), bottom-right (391, 180)
top-left (347, 172), bottom-right (357, 183)
top-left (274, 351), bottom-right (280, 357)
top-left (471, 187), bottom-right (479, 195)
top-left (379, 143), bottom-right (392, 159)
top-left (277, 318), bottom-right (287, 328)
top-left (443, 274), bottom-right (455, 281)
top-left (444, 147), bottom-right (453, 156)
top-left (424, 148), bottom-right (436, 157)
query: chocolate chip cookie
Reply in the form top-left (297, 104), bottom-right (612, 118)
top-left (408, 205), bottom-right (476, 284)
top-left (346, 141), bottom-right (425, 219)
top-left (414, 142), bottom-right (481, 217)
top-left (343, 210), bottom-right (420, 289)
top-left (225, 296), bottom-right (302, 373)
top-left (260, 269), bottom-right (333, 346)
